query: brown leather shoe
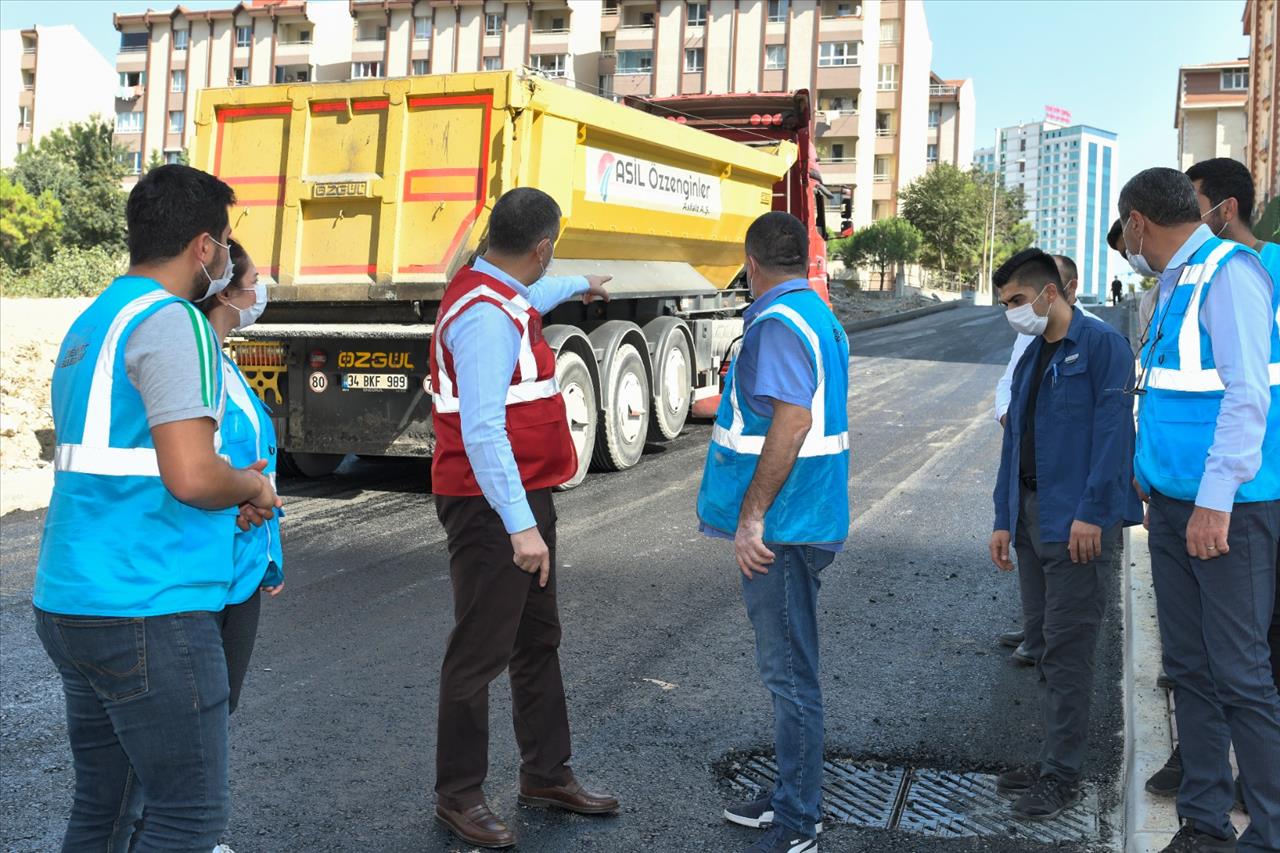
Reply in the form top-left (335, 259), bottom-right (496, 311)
top-left (434, 801), bottom-right (516, 849)
top-left (518, 779), bottom-right (619, 815)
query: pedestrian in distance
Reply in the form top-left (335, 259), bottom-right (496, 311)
top-left (32, 164), bottom-right (281, 853)
top-left (993, 255), bottom-right (1103, 670)
top-left (988, 248), bottom-right (1144, 821)
top-left (699, 211), bottom-right (851, 853)
top-left (427, 187), bottom-right (616, 850)
top-left (1111, 276), bottom-right (1124, 306)
top-left (1122, 166), bottom-right (1280, 853)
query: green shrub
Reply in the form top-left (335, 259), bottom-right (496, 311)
top-left (0, 246), bottom-right (125, 298)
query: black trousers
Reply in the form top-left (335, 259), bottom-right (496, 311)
top-left (216, 589), bottom-right (261, 715)
top-left (434, 488), bottom-right (573, 810)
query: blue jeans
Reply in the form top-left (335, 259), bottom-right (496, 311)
top-left (34, 607), bottom-right (231, 853)
top-left (740, 544), bottom-right (835, 839)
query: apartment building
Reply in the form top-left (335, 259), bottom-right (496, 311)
top-left (927, 73), bottom-right (974, 171)
top-left (0, 25), bottom-right (115, 168)
top-left (975, 117), bottom-right (1118, 300)
top-left (1244, 0), bottom-right (1278, 216)
top-left (1174, 59), bottom-right (1249, 172)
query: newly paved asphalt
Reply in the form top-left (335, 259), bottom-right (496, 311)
top-left (1, 302), bottom-right (1131, 852)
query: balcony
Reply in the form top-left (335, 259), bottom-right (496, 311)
top-left (874, 127), bottom-right (894, 137)
top-left (20, 50), bottom-right (36, 71)
top-left (116, 86), bottom-right (143, 100)
top-left (816, 111), bottom-right (860, 137)
top-left (929, 84), bottom-right (958, 97)
top-left (599, 51), bottom-right (617, 74)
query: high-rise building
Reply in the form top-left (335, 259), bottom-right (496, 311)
top-left (1174, 59), bottom-right (1249, 172)
top-left (0, 25), bottom-right (115, 168)
top-left (1244, 0), bottom-right (1278, 217)
top-left (110, 0), bottom-right (972, 224)
top-left (975, 116), bottom-right (1118, 300)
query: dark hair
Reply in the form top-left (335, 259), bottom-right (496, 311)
top-left (993, 247), bottom-right (1062, 293)
top-left (1053, 254), bottom-right (1078, 284)
top-left (126, 165), bottom-right (236, 266)
top-left (1107, 218), bottom-right (1124, 251)
top-left (1186, 157), bottom-right (1255, 226)
top-left (487, 187), bottom-right (561, 254)
top-left (1118, 167), bottom-right (1201, 226)
top-left (745, 211), bottom-right (809, 274)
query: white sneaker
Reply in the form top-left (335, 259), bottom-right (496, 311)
top-left (212, 845), bottom-right (237, 853)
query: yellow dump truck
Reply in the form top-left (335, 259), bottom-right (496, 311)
top-left (192, 70), bottom-right (795, 483)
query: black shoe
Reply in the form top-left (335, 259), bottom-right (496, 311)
top-left (743, 825), bottom-right (818, 853)
top-left (1157, 672), bottom-right (1176, 690)
top-left (996, 763), bottom-right (1040, 793)
top-left (1145, 746), bottom-right (1182, 797)
top-left (998, 629), bottom-right (1025, 649)
top-left (724, 791), bottom-right (823, 834)
top-left (1159, 823), bottom-right (1236, 852)
top-left (1011, 642), bottom-right (1037, 667)
top-left (1011, 776), bottom-right (1080, 820)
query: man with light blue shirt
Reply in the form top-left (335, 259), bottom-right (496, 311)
top-left (427, 187), bottom-right (616, 849)
top-left (700, 212), bottom-right (850, 853)
top-left (1121, 167), bottom-right (1280, 853)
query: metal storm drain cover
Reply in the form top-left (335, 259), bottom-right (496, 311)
top-left (724, 754), bottom-right (1101, 844)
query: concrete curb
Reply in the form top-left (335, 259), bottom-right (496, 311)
top-left (841, 298), bottom-right (963, 334)
top-left (1122, 525), bottom-right (1179, 853)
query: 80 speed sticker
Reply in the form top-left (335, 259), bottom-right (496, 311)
top-left (309, 372), bottom-right (328, 393)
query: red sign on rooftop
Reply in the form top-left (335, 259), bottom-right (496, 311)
top-left (1045, 105), bottom-right (1072, 125)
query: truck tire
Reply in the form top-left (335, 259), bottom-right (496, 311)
top-left (554, 349), bottom-right (598, 491)
top-left (649, 327), bottom-right (692, 441)
top-left (592, 341), bottom-right (649, 472)
top-left (280, 451), bottom-right (344, 478)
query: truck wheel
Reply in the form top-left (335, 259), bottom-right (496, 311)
top-left (649, 329), bottom-right (692, 441)
top-left (281, 451), bottom-right (344, 478)
top-left (592, 342), bottom-right (649, 472)
top-left (554, 350), bottom-right (597, 491)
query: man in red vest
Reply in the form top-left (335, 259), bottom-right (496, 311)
top-left (428, 187), bottom-right (616, 849)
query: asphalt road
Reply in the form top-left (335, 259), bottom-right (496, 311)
top-left (1, 302), bottom-right (1132, 853)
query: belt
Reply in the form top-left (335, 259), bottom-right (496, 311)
top-left (1020, 474), bottom-right (1038, 492)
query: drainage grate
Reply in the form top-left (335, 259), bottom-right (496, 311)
top-left (724, 755), bottom-right (1100, 845)
top-left (898, 769), bottom-right (1099, 844)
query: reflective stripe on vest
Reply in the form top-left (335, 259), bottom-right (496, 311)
top-left (53, 444), bottom-right (160, 477)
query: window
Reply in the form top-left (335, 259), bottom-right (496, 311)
top-left (874, 155), bottom-right (890, 181)
top-left (532, 54), bottom-right (567, 78)
top-left (16, 142), bottom-right (27, 155)
top-left (413, 59), bottom-right (428, 75)
top-left (484, 56), bottom-right (502, 71)
top-left (116, 111), bottom-right (143, 133)
top-left (294, 29), bottom-right (312, 44)
top-left (415, 16), bottom-right (430, 40)
top-left (877, 63), bottom-right (898, 90)
top-left (118, 70), bottom-right (145, 87)
top-left (168, 110), bottom-right (184, 133)
top-left (164, 150), bottom-right (182, 164)
top-left (617, 49), bottom-right (653, 74)
top-left (765, 45), bottom-right (786, 70)
top-left (358, 21), bottom-right (387, 41)
top-left (236, 25), bottom-right (252, 48)
top-left (1222, 68), bottom-right (1247, 90)
top-left (21, 71), bottom-right (34, 90)
top-left (485, 13), bottom-right (503, 36)
top-left (550, 16), bottom-right (567, 30)
top-left (818, 41), bottom-right (857, 67)
top-left (233, 66), bottom-right (249, 85)
top-left (685, 47), bottom-right (704, 72)
top-left (171, 70), bottom-right (185, 93)
top-left (926, 143), bottom-right (938, 163)
top-left (875, 110), bottom-right (891, 134)
top-left (768, 0), bottom-right (789, 23)
top-left (835, 2), bottom-right (859, 16)
top-left (120, 31), bottom-right (148, 52)
top-left (173, 29), bottom-right (189, 50)
top-left (879, 19), bottom-right (898, 42)
top-left (830, 142), bottom-right (845, 161)
top-left (641, 12), bottom-right (656, 26)
top-left (351, 61), bottom-right (383, 79)
top-left (604, 0), bottom-right (619, 13)
top-left (130, 152), bottom-right (143, 174)
top-left (927, 107), bottom-right (940, 127)
top-left (18, 105), bottom-right (31, 128)
top-left (688, 2), bottom-right (707, 26)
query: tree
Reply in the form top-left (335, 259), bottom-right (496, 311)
top-left (898, 164), bottom-right (984, 273)
top-left (146, 149), bottom-right (164, 173)
top-left (970, 169), bottom-right (1036, 274)
top-left (840, 217), bottom-right (922, 290)
top-left (8, 115), bottom-right (128, 253)
top-left (0, 174), bottom-right (63, 270)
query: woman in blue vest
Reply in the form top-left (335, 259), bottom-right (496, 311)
top-left (199, 239), bottom-right (285, 715)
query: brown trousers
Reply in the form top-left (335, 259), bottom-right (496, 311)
top-left (434, 488), bottom-right (573, 809)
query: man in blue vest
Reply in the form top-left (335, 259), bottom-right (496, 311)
top-left (1122, 166), bottom-right (1280, 853)
top-left (988, 248), bottom-right (1144, 820)
top-left (33, 165), bottom-right (281, 853)
top-left (699, 212), bottom-right (850, 853)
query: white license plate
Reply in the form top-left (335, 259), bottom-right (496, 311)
top-left (341, 373), bottom-right (409, 391)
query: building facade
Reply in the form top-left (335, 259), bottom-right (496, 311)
top-left (1244, 0), bottom-right (1278, 218)
top-left (1174, 59), bottom-right (1249, 172)
top-left (927, 73), bottom-right (974, 172)
top-left (0, 25), bottom-right (115, 168)
top-left (975, 117), bottom-right (1118, 300)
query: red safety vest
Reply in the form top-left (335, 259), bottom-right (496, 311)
top-left (429, 266), bottom-right (578, 495)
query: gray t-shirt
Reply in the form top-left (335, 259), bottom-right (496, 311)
top-left (124, 302), bottom-right (223, 428)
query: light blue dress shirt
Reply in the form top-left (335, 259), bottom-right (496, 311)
top-left (1152, 224), bottom-right (1275, 511)
top-left (441, 256), bottom-right (587, 533)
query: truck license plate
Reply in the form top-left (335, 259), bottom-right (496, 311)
top-left (341, 373), bottom-right (409, 392)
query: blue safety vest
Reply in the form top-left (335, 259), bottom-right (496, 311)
top-left (697, 288), bottom-right (850, 544)
top-left (34, 276), bottom-right (238, 616)
top-left (1135, 237), bottom-right (1280, 503)
top-left (219, 352), bottom-right (284, 604)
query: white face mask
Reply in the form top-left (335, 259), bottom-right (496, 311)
top-left (199, 236), bottom-right (234, 301)
top-left (1201, 198), bottom-right (1229, 237)
top-left (1123, 216), bottom-right (1159, 278)
top-left (1005, 287), bottom-right (1050, 336)
top-left (233, 281), bottom-right (267, 330)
